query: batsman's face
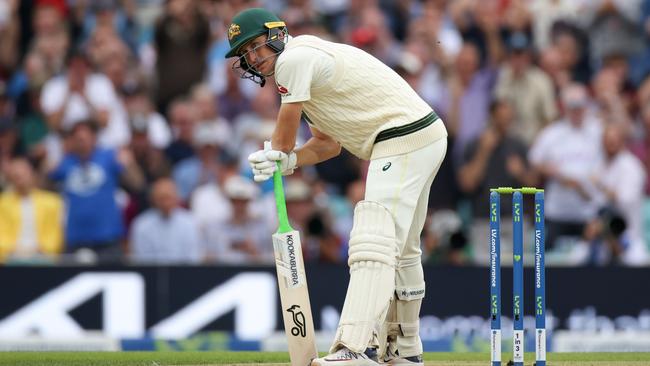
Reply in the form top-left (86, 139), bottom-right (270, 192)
top-left (240, 34), bottom-right (277, 76)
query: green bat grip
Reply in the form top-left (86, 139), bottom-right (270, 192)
top-left (273, 163), bottom-right (294, 234)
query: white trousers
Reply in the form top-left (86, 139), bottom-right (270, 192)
top-left (365, 138), bottom-right (448, 260)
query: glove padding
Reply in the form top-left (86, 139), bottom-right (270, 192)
top-left (248, 143), bottom-right (297, 182)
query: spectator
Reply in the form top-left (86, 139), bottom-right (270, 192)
top-left (284, 178), bottom-right (339, 262)
top-left (345, 5), bottom-right (400, 66)
top-left (0, 117), bottom-right (23, 190)
top-left (588, 123), bottom-right (648, 265)
top-left (232, 85), bottom-right (279, 174)
top-left (48, 121), bottom-right (143, 263)
top-left (191, 83), bottom-right (233, 151)
top-left (582, 0), bottom-right (645, 66)
top-left (591, 67), bottom-right (632, 129)
top-left (393, 50), bottom-right (425, 89)
top-left (328, 178), bottom-right (365, 254)
top-left (449, 0), bottom-right (504, 66)
top-left (190, 175), bottom-right (231, 245)
top-left (16, 82), bottom-right (48, 165)
top-left (218, 59), bottom-right (255, 122)
top-left (436, 42), bottom-right (497, 164)
top-left (582, 206), bottom-right (635, 265)
top-left (308, 208), bottom-right (343, 264)
top-left (86, 25), bottom-right (120, 71)
top-left (203, 175), bottom-right (271, 264)
top-left (495, 31), bottom-right (558, 145)
top-left (164, 98), bottom-right (196, 165)
top-left (0, 157), bottom-right (63, 262)
top-left (0, 0), bottom-right (20, 77)
top-left (539, 45), bottom-right (572, 91)
top-left (123, 85), bottom-right (172, 150)
top-left (458, 99), bottom-right (533, 262)
top-left (40, 48), bottom-right (131, 148)
top-left (528, 84), bottom-right (603, 250)
top-left (130, 177), bottom-right (203, 264)
top-left (189, 149), bottom-right (242, 247)
top-left (551, 25), bottom-right (592, 84)
top-left (90, 30), bottom-right (133, 96)
top-left (128, 116), bottom-right (171, 186)
top-left (172, 122), bottom-right (225, 202)
top-left (630, 102), bottom-right (650, 195)
top-left (528, 0), bottom-right (582, 50)
top-left (399, 22), bottom-right (446, 108)
top-left (154, 0), bottom-right (210, 112)
top-left (0, 80), bottom-right (13, 119)
top-left (31, 25), bottom-right (69, 80)
top-left (125, 110), bottom-right (171, 220)
top-left (422, 209), bottom-right (468, 266)
top-left (502, 0), bottom-right (533, 35)
top-left (80, 0), bottom-right (138, 53)
top-left (9, 51), bottom-right (50, 118)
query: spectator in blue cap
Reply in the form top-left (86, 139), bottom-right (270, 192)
top-left (495, 31), bottom-right (557, 146)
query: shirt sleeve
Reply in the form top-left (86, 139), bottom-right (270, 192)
top-left (87, 74), bottom-right (118, 110)
top-left (109, 149), bottom-right (125, 176)
top-left (616, 156), bottom-right (646, 209)
top-left (274, 46), bottom-right (328, 103)
top-left (183, 216), bottom-right (204, 263)
top-left (48, 158), bottom-right (69, 182)
top-left (528, 127), bottom-right (553, 166)
top-left (40, 77), bottom-right (67, 114)
top-left (129, 216), bottom-right (150, 262)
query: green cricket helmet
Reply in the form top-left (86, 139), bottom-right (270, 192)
top-left (225, 8), bottom-right (288, 87)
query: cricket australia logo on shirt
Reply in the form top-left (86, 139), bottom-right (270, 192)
top-left (276, 84), bottom-right (291, 97)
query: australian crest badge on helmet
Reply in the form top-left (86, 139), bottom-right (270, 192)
top-left (228, 23), bottom-right (241, 40)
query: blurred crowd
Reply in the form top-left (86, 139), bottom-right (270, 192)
top-left (1, 0), bottom-right (650, 267)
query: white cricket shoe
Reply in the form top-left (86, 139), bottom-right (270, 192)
top-left (381, 348), bottom-right (423, 366)
top-left (311, 347), bottom-right (380, 366)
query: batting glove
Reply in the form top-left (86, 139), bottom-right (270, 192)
top-left (247, 142), bottom-right (297, 182)
top-left (265, 149), bottom-right (297, 176)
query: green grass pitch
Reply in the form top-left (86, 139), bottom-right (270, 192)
top-left (1, 352), bottom-right (650, 366)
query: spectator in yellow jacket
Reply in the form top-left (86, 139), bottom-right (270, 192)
top-left (0, 158), bottom-right (63, 262)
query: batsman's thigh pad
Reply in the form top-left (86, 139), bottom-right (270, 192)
top-left (393, 256), bottom-right (425, 356)
top-left (332, 201), bottom-right (399, 353)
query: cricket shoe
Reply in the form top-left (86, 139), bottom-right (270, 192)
top-left (380, 348), bottom-right (423, 366)
top-left (311, 347), bottom-right (379, 366)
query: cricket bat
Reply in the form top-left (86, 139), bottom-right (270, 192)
top-left (271, 166), bottom-right (318, 366)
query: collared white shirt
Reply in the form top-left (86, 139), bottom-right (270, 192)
top-left (529, 117), bottom-right (603, 221)
top-left (130, 208), bottom-right (203, 264)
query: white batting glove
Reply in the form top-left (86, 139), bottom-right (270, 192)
top-left (247, 142), bottom-right (298, 182)
top-left (248, 148), bottom-right (275, 182)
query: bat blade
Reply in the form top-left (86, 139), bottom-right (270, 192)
top-left (272, 230), bottom-right (318, 366)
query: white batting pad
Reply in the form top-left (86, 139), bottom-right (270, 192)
top-left (331, 201), bottom-right (398, 353)
top-left (393, 257), bottom-right (425, 356)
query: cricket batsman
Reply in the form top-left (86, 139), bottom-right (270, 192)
top-left (225, 8), bottom-right (448, 366)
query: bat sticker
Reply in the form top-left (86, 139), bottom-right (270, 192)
top-left (286, 305), bottom-right (307, 337)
